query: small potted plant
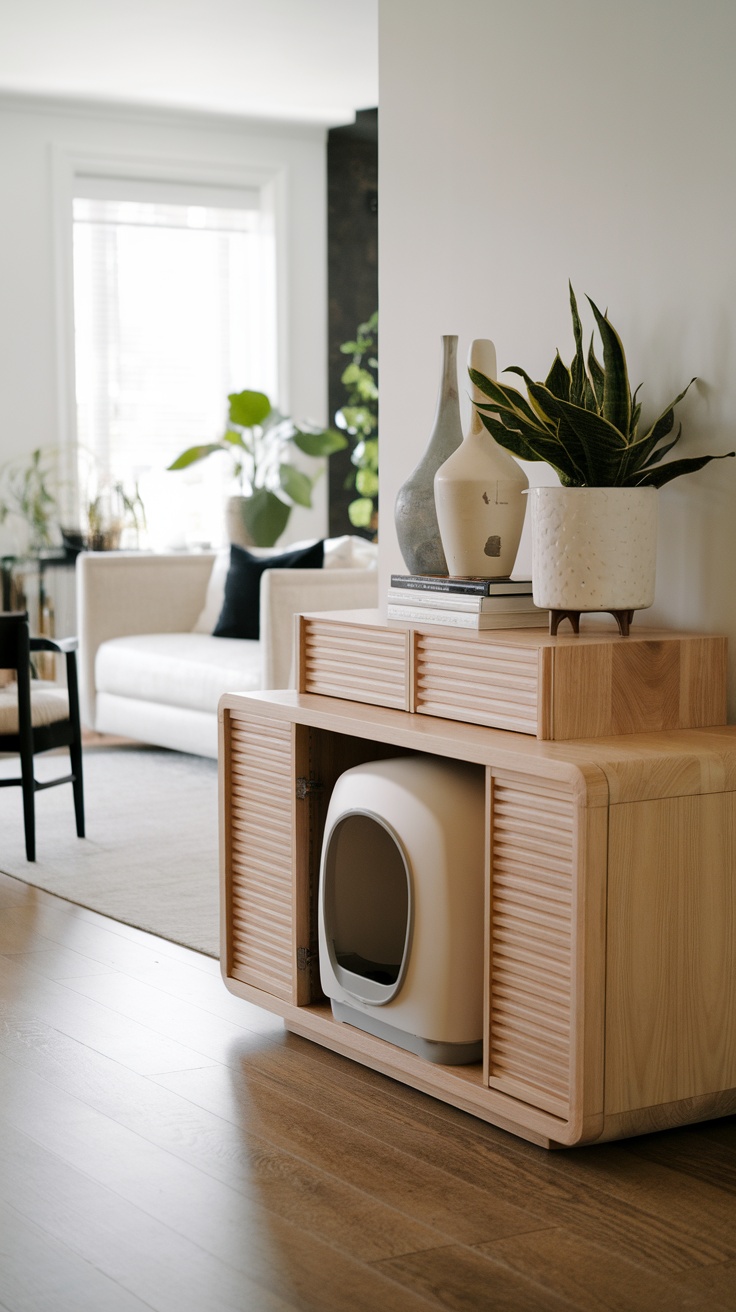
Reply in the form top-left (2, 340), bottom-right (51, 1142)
top-left (470, 286), bottom-right (734, 629)
top-left (169, 389), bottom-right (346, 548)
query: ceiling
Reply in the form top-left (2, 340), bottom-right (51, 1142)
top-left (0, 0), bottom-right (378, 126)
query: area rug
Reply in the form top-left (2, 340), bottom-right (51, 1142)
top-left (0, 745), bottom-right (220, 957)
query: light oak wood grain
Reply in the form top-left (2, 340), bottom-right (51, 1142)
top-left (606, 793), bottom-right (736, 1114)
top-left (219, 689), bottom-right (736, 1149)
top-left (296, 612), bottom-right (727, 740)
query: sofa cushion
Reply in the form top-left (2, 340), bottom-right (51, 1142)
top-left (213, 539), bottom-right (324, 640)
top-left (95, 633), bottom-right (261, 714)
top-left (192, 534), bottom-right (378, 635)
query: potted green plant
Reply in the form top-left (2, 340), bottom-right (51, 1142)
top-left (469, 286), bottom-right (734, 626)
top-left (168, 389), bottom-right (346, 548)
top-left (0, 447), bottom-right (60, 555)
top-left (335, 312), bottom-right (378, 534)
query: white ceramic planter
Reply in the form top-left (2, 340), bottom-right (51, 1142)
top-left (530, 486), bottom-right (658, 612)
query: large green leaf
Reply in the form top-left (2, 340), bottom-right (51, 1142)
top-left (167, 442), bottom-right (226, 470)
top-left (352, 437), bottom-right (379, 471)
top-left (587, 298), bottom-right (632, 437)
top-left (222, 429), bottom-right (249, 450)
top-left (238, 488), bottom-right (291, 547)
top-left (356, 467), bottom-right (379, 497)
top-left (348, 496), bottom-right (375, 528)
top-left (291, 427), bottom-right (348, 457)
top-left (228, 389), bottom-right (271, 429)
top-left (278, 462), bottom-right (313, 507)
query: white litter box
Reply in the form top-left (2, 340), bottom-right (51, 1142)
top-left (318, 754), bottom-right (485, 1064)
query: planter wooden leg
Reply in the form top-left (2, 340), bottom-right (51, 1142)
top-left (549, 610), bottom-right (581, 636)
top-left (549, 608), bottom-right (636, 637)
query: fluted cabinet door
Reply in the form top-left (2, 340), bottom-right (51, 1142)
top-left (223, 711), bottom-right (310, 1005)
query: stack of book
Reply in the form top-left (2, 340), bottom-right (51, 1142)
top-left (387, 574), bottom-right (547, 630)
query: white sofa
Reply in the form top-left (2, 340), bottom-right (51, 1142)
top-left (76, 540), bottom-right (378, 758)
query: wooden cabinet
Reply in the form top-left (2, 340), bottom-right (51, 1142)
top-left (297, 611), bottom-right (727, 740)
top-left (219, 687), bottom-right (736, 1150)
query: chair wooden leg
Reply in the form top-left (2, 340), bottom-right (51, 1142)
top-left (70, 739), bottom-right (85, 838)
top-left (19, 741), bottom-right (36, 862)
top-left (66, 650), bottom-right (85, 838)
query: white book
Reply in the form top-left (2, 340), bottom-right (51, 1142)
top-left (386, 604), bottom-right (548, 630)
top-left (386, 587), bottom-right (540, 614)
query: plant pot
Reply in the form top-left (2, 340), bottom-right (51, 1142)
top-left (225, 496), bottom-right (256, 548)
top-left (530, 486), bottom-right (658, 612)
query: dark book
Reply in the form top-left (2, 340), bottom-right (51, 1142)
top-left (389, 573), bottom-right (533, 596)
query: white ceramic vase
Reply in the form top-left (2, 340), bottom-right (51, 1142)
top-left (434, 339), bottom-right (528, 577)
top-left (530, 485), bottom-right (658, 612)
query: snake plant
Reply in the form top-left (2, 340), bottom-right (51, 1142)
top-left (470, 285), bottom-right (734, 488)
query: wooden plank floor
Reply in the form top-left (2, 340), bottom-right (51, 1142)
top-left (0, 870), bottom-right (735, 1311)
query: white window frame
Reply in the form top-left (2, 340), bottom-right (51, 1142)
top-left (51, 146), bottom-right (289, 521)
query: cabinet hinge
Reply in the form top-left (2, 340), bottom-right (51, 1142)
top-left (297, 946), bottom-right (318, 971)
top-left (296, 776), bottom-right (322, 801)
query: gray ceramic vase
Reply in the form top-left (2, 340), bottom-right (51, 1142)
top-left (395, 334), bottom-right (464, 575)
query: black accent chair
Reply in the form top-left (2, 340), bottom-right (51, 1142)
top-left (0, 611), bottom-right (85, 861)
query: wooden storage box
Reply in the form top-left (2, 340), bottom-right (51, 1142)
top-left (297, 609), bottom-right (727, 741)
top-left (219, 690), bottom-right (736, 1149)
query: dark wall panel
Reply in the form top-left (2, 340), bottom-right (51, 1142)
top-left (327, 108), bottom-right (378, 538)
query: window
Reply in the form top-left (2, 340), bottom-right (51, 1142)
top-left (71, 175), bottom-right (278, 547)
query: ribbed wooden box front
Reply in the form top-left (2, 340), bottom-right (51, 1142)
top-left (226, 713), bottom-right (296, 1003)
top-left (300, 617), bottom-right (409, 710)
top-left (298, 614), bottom-right (727, 742)
top-left (487, 772), bottom-right (575, 1119)
top-left (415, 633), bottom-right (539, 733)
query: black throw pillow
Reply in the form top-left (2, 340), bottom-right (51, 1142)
top-left (212, 540), bottom-right (325, 640)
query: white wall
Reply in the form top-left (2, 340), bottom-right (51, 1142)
top-left (0, 93), bottom-right (329, 549)
top-left (379, 0), bottom-right (736, 713)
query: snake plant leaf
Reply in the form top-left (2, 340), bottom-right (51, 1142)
top-left (477, 411), bottom-right (576, 483)
top-left (545, 353), bottom-right (572, 403)
top-left (569, 283), bottom-right (589, 407)
top-left (637, 431), bottom-right (681, 469)
top-left (588, 336), bottom-right (605, 409)
top-left (291, 426), bottom-right (348, 457)
top-left (634, 451), bottom-right (735, 489)
top-left (525, 382), bottom-right (627, 485)
top-left (227, 389), bottom-right (271, 428)
top-left (468, 369), bottom-right (543, 430)
top-left (620, 379), bottom-right (697, 479)
top-left (238, 487), bottom-right (291, 547)
top-left (505, 367), bottom-right (558, 426)
top-left (278, 462), bottom-right (313, 508)
top-left (587, 298), bottom-right (632, 436)
top-left (167, 442), bottom-right (227, 470)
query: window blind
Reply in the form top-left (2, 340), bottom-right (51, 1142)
top-left (71, 176), bottom-right (277, 546)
